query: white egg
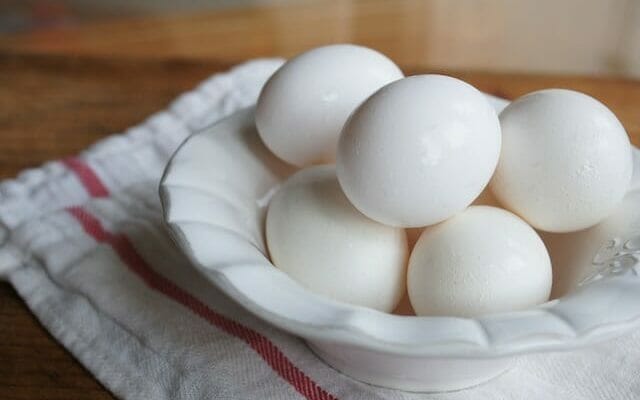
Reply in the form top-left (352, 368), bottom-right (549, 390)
top-left (337, 75), bottom-right (501, 228)
top-left (255, 44), bottom-right (403, 167)
top-left (491, 89), bottom-right (633, 233)
top-left (266, 165), bottom-right (408, 312)
top-left (408, 206), bottom-right (552, 317)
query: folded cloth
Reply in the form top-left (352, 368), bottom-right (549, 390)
top-left (1, 59), bottom-right (640, 400)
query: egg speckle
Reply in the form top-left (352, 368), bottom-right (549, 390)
top-left (337, 75), bottom-right (501, 227)
top-left (256, 44), bottom-right (403, 167)
top-left (408, 206), bottom-right (552, 317)
top-left (491, 89), bottom-right (633, 232)
top-left (266, 165), bottom-right (408, 312)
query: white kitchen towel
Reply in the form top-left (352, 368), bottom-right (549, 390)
top-left (1, 59), bottom-right (640, 400)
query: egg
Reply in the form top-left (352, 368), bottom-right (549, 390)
top-left (408, 206), bottom-right (552, 317)
top-left (266, 165), bottom-right (408, 312)
top-left (337, 75), bottom-right (501, 227)
top-left (255, 44), bottom-right (403, 167)
top-left (491, 89), bottom-right (633, 233)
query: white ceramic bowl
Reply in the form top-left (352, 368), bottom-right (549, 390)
top-left (160, 105), bottom-right (640, 392)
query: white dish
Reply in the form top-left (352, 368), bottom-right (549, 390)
top-left (160, 105), bottom-right (640, 392)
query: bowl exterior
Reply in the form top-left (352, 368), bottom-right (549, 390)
top-left (308, 340), bottom-right (512, 392)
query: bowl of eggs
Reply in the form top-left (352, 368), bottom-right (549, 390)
top-left (160, 44), bottom-right (640, 392)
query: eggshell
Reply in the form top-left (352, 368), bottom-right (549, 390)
top-left (408, 206), bottom-right (552, 317)
top-left (266, 165), bottom-right (408, 312)
top-left (255, 44), bottom-right (403, 166)
top-left (337, 75), bottom-right (501, 227)
top-left (492, 89), bottom-right (633, 233)
top-left (543, 188), bottom-right (640, 298)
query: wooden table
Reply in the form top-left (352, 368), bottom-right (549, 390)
top-left (1, 3), bottom-right (640, 400)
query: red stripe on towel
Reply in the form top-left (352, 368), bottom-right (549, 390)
top-left (62, 157), bottom-right (109, 198)
top-left (67, 205), bottom-right (338, 400)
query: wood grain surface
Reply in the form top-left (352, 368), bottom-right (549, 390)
top-left (2, 0), bottom-right (640, 77)
top-left (1, 11), bottom-right (640, 399)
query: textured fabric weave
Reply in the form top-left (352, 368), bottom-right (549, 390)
top-left (1, 59), bottom-right (639, 400)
